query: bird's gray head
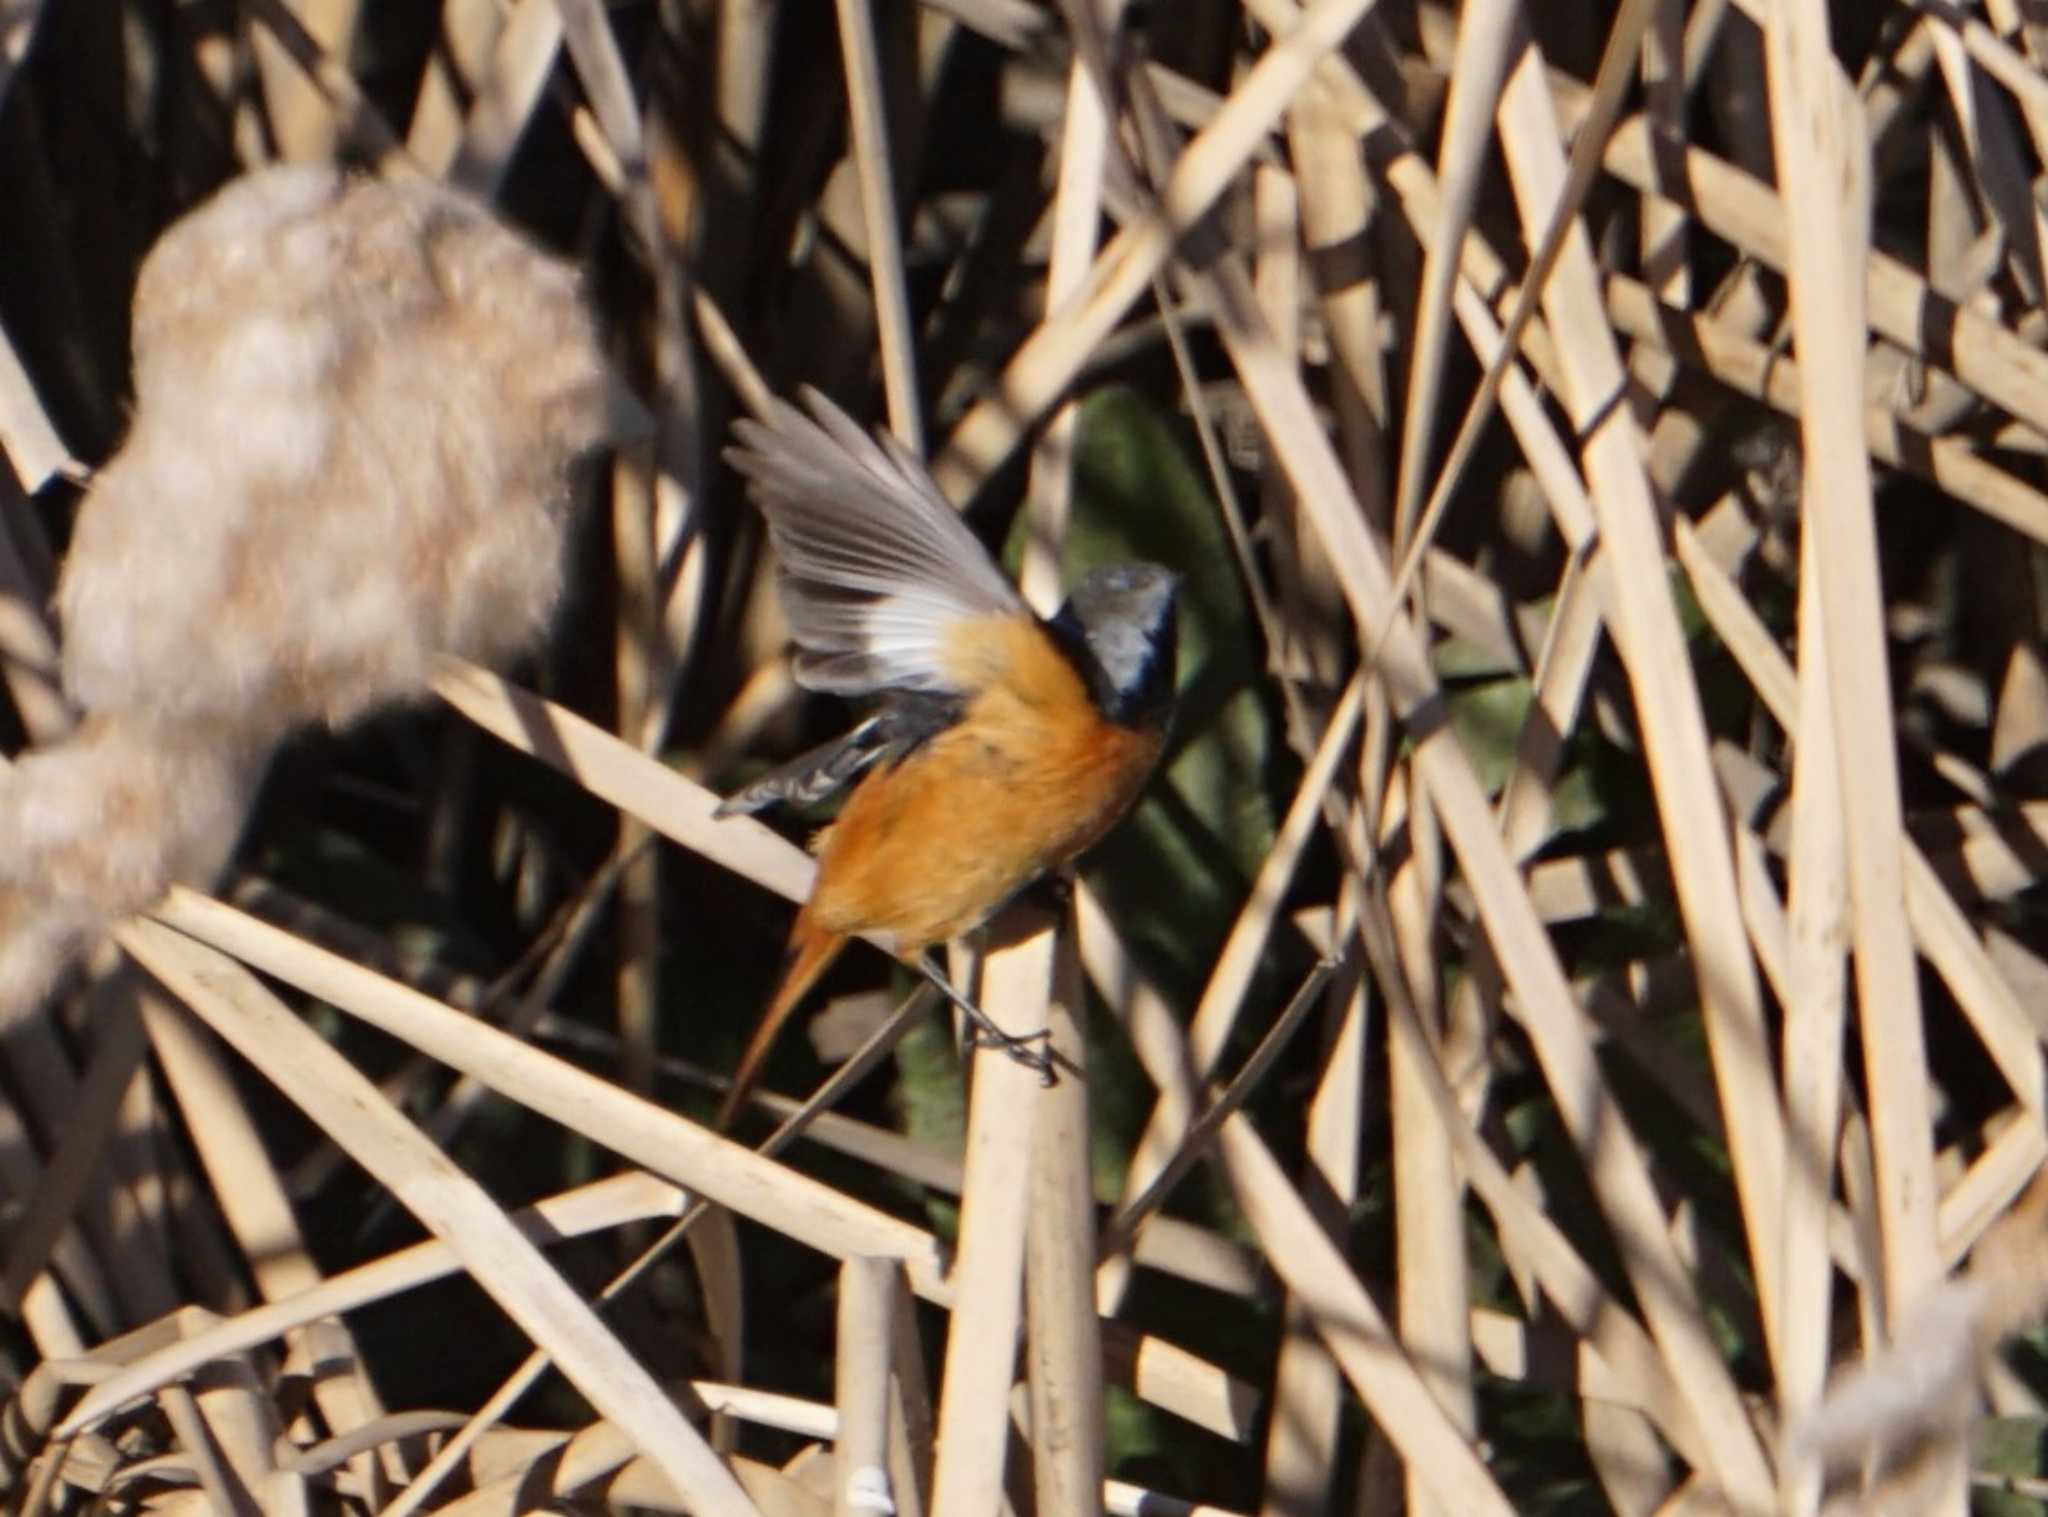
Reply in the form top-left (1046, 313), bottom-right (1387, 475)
top-left (1053, 561), bottom-right (1180, 727)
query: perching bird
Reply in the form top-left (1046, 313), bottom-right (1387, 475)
top-left (715, 388), bottom-right (1180, 1127)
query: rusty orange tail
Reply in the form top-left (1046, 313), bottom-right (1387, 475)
top-left (716, 909), bottom-right (849, 1130)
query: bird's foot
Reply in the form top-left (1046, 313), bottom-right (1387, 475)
top-left (961, 1017), bottom-right (1057, 1085)
top-left (915, 951), bottom-right (1061, 1085)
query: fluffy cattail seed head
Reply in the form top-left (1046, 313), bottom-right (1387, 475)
top-left (1, 165), bottom-right (611, 1023)
top-left (56, 164), bottom-right (611, 736)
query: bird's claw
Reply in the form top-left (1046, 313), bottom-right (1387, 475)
top-left (965, 1021), bottom-right (1057, 1085)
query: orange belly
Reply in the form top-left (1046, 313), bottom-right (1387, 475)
top-left (805, 683), bottom-right (1164, 950)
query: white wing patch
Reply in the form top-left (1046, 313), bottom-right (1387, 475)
top-left (727, 388), bottom-right (1023, 698)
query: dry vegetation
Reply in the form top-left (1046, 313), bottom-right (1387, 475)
top-left (6, 0), bottom-right (2048, 1513)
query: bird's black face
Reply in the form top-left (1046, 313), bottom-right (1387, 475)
top-left (1054, 562), bottom-right (1180, 728)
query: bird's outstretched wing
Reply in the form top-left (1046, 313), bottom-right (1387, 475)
top-left (725, 387), bottom-right (1023, 699)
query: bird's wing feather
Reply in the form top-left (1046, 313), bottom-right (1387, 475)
top-left (726, 387), bottom-right (1022, 697)
top-left (715, 692), bottom-right (964, 818)
top-left (714, 714), bottom-right (896, 818)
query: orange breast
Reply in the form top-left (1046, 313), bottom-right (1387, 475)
top-left (804, 615), bottom-right (1164, 950)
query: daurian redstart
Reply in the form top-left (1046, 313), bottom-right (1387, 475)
top-left (715, 388), bottom-right (1180, 1127)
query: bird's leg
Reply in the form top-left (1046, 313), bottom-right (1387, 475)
top-left (1018, 869), bottom-right (1075, 916)
top-left (914, 953), bottom-right (1056, 1085)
